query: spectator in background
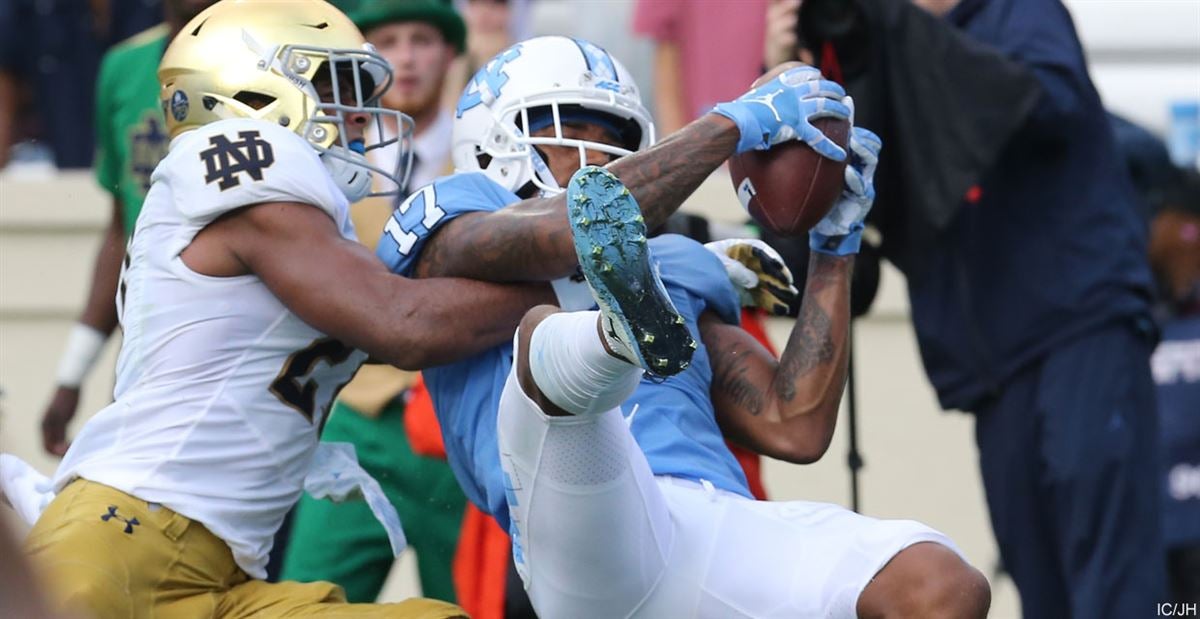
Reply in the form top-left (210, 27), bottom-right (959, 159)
top-left (1148, 171), bottom-right (1200, 604)
top-left (0, 0), bottom-right (23, 170)
top-left (279, 0), bottom-right (469, 605)
top-left (39, 0), bottom-right (217, 457)
top-left (764, 0), bottom-right (808, 68)
top-left (1111, 113), bottom-right (1183, 224)
top-left (0, 0), bottom-right (161, 169)
top-left (775, 0), bottom-right (1166, 616)
top-left (461, 0), bottom-right (524, 74)
top-left (633, 0), bottom-right (767, 135)
top-left (360, 0), bottom-right (465, 193)
top-left (1111, 116), bottom-right (1199, 604)
top-left (442, 0), bottom-right (528, 116)
top-left (330, 0), bottom-right (366, 14)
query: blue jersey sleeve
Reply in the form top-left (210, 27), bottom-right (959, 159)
top-left (649, 234), bottom-right (741, 326)
top-left (375, 172), bottom-right (521, 276)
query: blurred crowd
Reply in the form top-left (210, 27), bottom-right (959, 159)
top-left (1, 0), bottom-right (1196, 617)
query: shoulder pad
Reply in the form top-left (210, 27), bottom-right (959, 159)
top-left (155, 119), bottom-right (348, 226)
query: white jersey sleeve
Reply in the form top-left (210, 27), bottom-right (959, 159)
top-left (152, 118), bottom-right (356, 252)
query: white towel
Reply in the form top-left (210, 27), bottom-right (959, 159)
top-left (0, 454), bottom-right (55, 526)
top-left (303, 442), bottom-right (407, 557)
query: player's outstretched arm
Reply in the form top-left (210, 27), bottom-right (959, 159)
top-left (415, 114), bottom-right (739, 281)
top-left (414, 67), bottom-right (850, 282)
top-left (706, 127), bottom-right (880, 463)
top-left (212, 201), bottom-right (554, 370)
top-left (705, 251), bottom-right (853, 464)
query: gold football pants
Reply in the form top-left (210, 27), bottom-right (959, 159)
top-left (25, 479), bottom-right (466, 618)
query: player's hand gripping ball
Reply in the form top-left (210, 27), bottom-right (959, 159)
top-left (728, 62), bottom-right (853, 237)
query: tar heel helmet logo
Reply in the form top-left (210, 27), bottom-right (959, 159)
top-left (572, 39), bottom-right (623, 93)
top-left (170, 90), bottom-right (190, 122)
top-left (456, 45), bottom-right (523, 118)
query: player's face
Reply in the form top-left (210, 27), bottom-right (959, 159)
top-left (366, 22), bottom-right (456, 117)
top-left (313, 65), bottom-right (371, 145)
top-left (530, 123), bottom-right (620, 188)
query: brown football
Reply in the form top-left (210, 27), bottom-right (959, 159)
top-left (729, 63), bottom-right (850, 237)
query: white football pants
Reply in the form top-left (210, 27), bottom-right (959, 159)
top-left (496, 367), bottom-right (963, 619)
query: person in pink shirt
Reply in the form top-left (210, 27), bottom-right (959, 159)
top-left (634, 0), bottom-right (768, 134)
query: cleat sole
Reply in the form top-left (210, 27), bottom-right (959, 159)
top-left (565, 166), bottom-right (694, 377)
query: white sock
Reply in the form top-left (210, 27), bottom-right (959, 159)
top-left (528, 311), bottom-right (644, 416)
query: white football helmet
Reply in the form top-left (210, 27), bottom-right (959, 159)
top-left (452, 36), bottom-right (655, 197)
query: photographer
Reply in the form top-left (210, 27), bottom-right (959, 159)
top-left (768, 0), bottom-right (1167, 616)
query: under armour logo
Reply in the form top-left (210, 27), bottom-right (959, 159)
top-left (199, 130), bottom-right (276, 190)
top-left (100, 506), bottom-right (140, 534)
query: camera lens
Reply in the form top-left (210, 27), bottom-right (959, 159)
top-left (804, 0), bottom-right (863, 40)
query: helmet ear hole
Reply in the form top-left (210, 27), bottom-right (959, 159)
top-left (233, 91), bottom-right (277, 110)
top-left (476, 153), bottom-right (493, 169)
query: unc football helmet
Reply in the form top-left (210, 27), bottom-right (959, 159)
top-left (159, 0), bottom-right (413, 199)
top-left (452, 36), bottom-right (655, 197)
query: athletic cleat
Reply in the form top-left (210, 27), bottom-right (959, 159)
top-left (566, 166), bottom-right (695, 377)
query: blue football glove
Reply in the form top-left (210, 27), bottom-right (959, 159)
top-left (810, 126), bottom-right (882, 256)
top-left (712, 65), bottom-right (852, 159)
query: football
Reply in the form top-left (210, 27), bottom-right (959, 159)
top-left (729, 64), bottom-right (850, 237)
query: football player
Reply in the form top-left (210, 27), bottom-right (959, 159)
top-left (374, 36), bottom-right (990, 618)
top-left (374, 33), bottom-right (845, 543)
top-left (18, 1), bottom-right (546, 616)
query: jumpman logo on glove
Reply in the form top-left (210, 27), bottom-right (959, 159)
top-left (742, 90), bottom-right (784, 121)
top-left (712, 65), bottom-right (852, 159)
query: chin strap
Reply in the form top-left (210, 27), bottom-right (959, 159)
top-left (528, 144), bottom-right (561, 195)
top-left (321, 145), bottom-right (373, 203)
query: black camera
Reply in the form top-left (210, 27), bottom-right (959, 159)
top-left (798, 0), bottom-right (872, 80)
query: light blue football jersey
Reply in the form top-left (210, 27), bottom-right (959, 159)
top-left (376, 172), bottom-right (753, 530)
top-left (620, 236), bottom-right (752, 500)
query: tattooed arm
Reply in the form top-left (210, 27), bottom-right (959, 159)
top-left (705, 252), bottom-right (853, 464)
top-left (413, 115), bottom-right (740, 281)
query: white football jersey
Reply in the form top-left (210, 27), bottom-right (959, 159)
top-left (53, 118), bottom-right (368, 579)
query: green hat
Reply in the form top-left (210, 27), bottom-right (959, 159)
top-left (350, 0), bottom-right (467, 54)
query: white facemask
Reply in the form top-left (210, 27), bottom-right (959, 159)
top-left (321, 145), bottom-right (373, 203)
